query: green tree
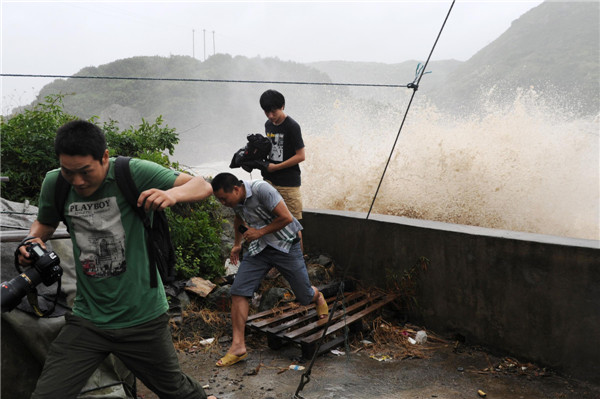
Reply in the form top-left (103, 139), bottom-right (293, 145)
top-left (103, 116), bottom-right (179, 169)
top-left (1, 94), bottom-right (77, 203)
top-left (1, 94), bottom-right (224, 280)
top-left (1, 95), bottom-right (180, 204)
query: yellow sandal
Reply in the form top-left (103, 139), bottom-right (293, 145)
top-left (316, 292), bottom-right (329, 319)
top-left (216, 352), bottom-right (248, 367)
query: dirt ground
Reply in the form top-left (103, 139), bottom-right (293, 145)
top-left (135, 261), bottom-right (598, 399)
top-left (135, 314), bottom-right (600, 399)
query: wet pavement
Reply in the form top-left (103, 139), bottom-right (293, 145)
top-left (136, 335), bottom-right (599, 399)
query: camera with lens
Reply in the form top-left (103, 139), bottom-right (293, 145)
top-left (1, 242), bottom-right (63, 313)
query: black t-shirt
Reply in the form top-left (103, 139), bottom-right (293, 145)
top-left (261, 116), bottom-right (304, 187)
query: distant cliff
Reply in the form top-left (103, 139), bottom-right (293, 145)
top-left (433, 1), bottom-right (599, 116)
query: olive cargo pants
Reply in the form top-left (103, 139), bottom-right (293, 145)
top-left (31, 312), bottom-right (207, 399)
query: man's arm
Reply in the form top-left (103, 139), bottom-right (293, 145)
top-left (233, 215), bottom-right (245, 247)
top-left (28, 220), bottom-right (59, 243)
top-left (137, 174), bottom-right (214, 211)
top-left (267, 147), bottom-right (305, 173)
top-left (241, 200), bottom-right (293, 242)
top-left (229, 215), bottom-right (245, 265)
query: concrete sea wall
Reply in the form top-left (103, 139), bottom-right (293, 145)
top-left (301, 209), bottom-right (600, 383)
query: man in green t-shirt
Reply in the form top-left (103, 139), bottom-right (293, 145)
top-left (16, 120), bottom-right (217, 399)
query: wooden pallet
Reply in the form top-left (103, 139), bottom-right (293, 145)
top-left (246, 290), bottom-right (398, 359)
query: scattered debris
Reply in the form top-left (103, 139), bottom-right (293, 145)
top-left (185, 277), bottom-right (216, 297)
top-left (415, 330), bottom-right (428, 344)
top-left (370, 354), bottom-right (393, 362)
top-left (199, 338), bottom-right (215, 346)
top-left (171, 304), bottom-right (227, 353)
top-left (244, 363), bottom-right (263, 376)
top-left (484, 356), bottom-right (548, 378)
top-left (223, 259), bottom-right (239, 276)
top-left (365, 319), bottom-right (442, 360)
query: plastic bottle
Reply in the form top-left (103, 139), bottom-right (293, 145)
top-left (289, 365), bottom-right (305, 371)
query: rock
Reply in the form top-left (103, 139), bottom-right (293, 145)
top-left (258, 287), bottom-right (294, 312)
top-left (206, 285), bottom-right (232, 311)
top-left (316, 254), bottom-right (334, 267)
top-left (307, 263), bottom-right (330, 284)
top-left (177, 291), bottom-right (191, 309)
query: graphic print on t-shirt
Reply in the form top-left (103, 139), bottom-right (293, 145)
top-left (68, 197), bottom-right (127, 278)
top-left (267, 132), bottom-right (284, 162)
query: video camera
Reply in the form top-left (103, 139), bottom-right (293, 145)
top-left (1, 242), bottom-right (63, 313)
top-left (229, 134), bottom-right (272, 173)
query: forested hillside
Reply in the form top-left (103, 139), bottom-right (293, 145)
top-left (37, 54), bottom-right (355, 164)
top-left (432, 1), bottom-right (599, 115)
top-left (28, 0), bottom-right (599, 165)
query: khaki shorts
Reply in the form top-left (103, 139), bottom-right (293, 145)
top-left (267, 182), bottom-right (303, 220)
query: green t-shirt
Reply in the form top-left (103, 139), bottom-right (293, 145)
top-left (37, 158), bottom-right (179, 329)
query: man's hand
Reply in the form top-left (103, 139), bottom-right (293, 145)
top-left (16, 237), bottom-right (46, 266)
top-left (230, 244), bottom-right (242, 265)
top-left (241, 226), bottom-right (263, 242)
top-left (137, 175), bottom-right (213, 211)
top-left (266, 163), bottom-right (279, 173)
top-left (266, 147), bottom-right (305, 173)
top-left (17, 221), bottom-right (57, 266)
top-left (137, 188), bottom-right (176, 211)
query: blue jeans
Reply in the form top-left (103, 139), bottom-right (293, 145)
top-left (231, 243), bottom-right (315, 305)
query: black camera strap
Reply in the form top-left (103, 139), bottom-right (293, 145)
top-left (14, 240), bottom-right (62, 317)
top-left (13, 239), bottom-right (34, 274)
top-left (25, 282), bottom-right (61, 318)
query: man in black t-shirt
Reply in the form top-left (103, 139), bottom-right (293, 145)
top-left (259, 90), bottom-right (306, 251)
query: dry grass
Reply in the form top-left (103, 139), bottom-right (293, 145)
top-left (348, 317), bottom-right (449, 361)
top-left (364, 318), bottom-right (425, 360)
top-left (171, 302), bottom-right (228, 353)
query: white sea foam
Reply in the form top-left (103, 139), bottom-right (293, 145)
top-left (189, 90), bottom-right (599, 241)
top-left (301, 91), bottom-right (599, 240)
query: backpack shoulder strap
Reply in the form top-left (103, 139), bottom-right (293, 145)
top-left (114, 156), bottom-right (152, 225)
top-left (114, 156), bottom-right (143, 218)
top-left (54, 171), bottom-right (71, 226)
top-left (114, 156), bottom-right (159, 288)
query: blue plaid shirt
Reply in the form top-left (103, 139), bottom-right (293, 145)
top-left (234, 180), bottom-right (302, 256)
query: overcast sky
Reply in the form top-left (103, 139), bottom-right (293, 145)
top-left (1, 0), bottom-right (545, 112)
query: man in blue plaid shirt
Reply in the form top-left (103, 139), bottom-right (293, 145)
top-left (211, 172), bottom-right (328, 367)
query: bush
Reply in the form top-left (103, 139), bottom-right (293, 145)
top-left (1, 95), bottom-right (180, 204)
top-left (1, 94), bottom-right (77, 204)
top-left (103, 116), bottom-right (179, 169)
top-left (167, 199), bottom-right (225, 280)
top-left (1, 94), bottom-right (223, 280)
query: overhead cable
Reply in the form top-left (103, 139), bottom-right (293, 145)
top-left (1, 73), bottom-right (410, 89)
top-left (366, 0), bottom-right (456, 219)
top-left (293, 1), bottom-right (457, 398)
